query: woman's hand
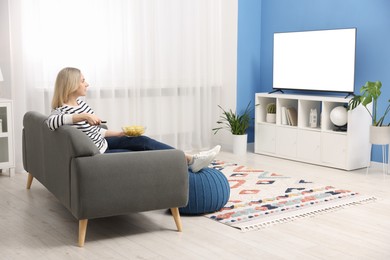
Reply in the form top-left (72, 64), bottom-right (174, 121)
top-left (105, 130), bottom-right (126, 137)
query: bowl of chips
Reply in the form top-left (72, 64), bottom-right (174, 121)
top-left (122, 125), bottom-right (146, 137)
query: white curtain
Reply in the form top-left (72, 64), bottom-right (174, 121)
top-left (9, 0), bottom-right (226, 170)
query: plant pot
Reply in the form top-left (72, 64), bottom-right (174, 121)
top-left (232, 134), bottom-right (247, 156)
top-left (266, 113), bottom-right (276, 123)
top-left (369, 125), bottom-right (390, 145)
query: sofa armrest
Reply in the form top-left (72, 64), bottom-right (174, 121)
top-left (70, 149), bottom-right (189, 219)
top-left (56, 125), bottom-right (100, 157)
top-left (23, 111), bottom-right (100, 210)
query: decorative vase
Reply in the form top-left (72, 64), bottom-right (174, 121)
top-left (232, 134), bottom-right (248, 156)
top-left (309, 108), bottom-right (318, 128)
top-left (266, 113), bottom-right (276, 123)
top-left (369, 126), bottom-right (390, 145)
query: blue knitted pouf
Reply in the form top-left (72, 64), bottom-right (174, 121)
top-left (180, 167), bottom-right (230, 215)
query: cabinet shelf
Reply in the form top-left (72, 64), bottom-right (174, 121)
top-left (279, 124), bottom-right (298, 129)
top-left (300, 126), bottom-right (321, 132)
top-left (255, 93), bottom-right (371, 170)
top-left (0, 133), bottom-right (9, 138)
top-left (322, 129), bottom-right (348, 135)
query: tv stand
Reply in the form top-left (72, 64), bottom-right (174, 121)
top-left (344, 92), bottom-right (355, 99)
top-left (254, 93), bottom-right (371, 170)
top-left (268, 89), bottom-right (284, 94)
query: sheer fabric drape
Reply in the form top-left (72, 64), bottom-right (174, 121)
top-left (9, 0), bottom-right (223, 167)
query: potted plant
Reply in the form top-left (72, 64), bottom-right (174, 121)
top-left (213, 102), bottom-right (256, 155)
top-left (348, 80), bottom-right (390, 144)
top-left (266, 103), bottom-right (276, 123)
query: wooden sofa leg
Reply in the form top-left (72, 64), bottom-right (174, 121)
top-left (78, 219), bottom-right (88, 247)
top-left (170, 207), bottom-right (182, 232)
top-left (26, 173), bottom-right (34, 189)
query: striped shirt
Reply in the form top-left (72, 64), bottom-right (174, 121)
top-left (47, 99), bottom-right (108, 153)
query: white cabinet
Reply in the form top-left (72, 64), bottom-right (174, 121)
top-left (0, 99), bottom-right (14, 176)
top-left (255, 93), bottom-right (371, 170)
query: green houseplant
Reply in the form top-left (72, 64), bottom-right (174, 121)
top-left (348, 80), bottom-right (390, 145)
top-left (266, 103), bottom-right (276, 123)
top-left (213, 101), bottom-right (256, 156)
top-left (266, 103), bottom-right (276, 113)
top-left (348, 81), bottom-right (390, 126)
top-left (213, 101), bottom-right (255, 135)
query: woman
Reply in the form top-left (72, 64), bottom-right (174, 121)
top-left (47, 67), bottom-right (220, 173)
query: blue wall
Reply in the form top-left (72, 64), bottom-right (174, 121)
top-left (237, 0), bottom-right (390, 162)
top-left (237, 0), bottom-right (262, 142)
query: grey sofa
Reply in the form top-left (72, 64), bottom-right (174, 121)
top-left (22, 111), bottom-right (189, 246)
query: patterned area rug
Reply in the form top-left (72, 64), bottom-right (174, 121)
top-left (205, 160), bottom-right (376, 231)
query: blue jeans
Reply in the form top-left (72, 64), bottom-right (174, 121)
top-left (104, 136), bottom-right (174, 153)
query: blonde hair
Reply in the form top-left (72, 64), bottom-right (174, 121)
top-left (51, 67), bottom-right (81, 109)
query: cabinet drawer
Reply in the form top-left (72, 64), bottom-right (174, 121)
top-left (255, 124), bottom-right (276, 154)
top-left (297, 130), bottom-right (321, 162)
top-left (276, 127), bottom-right (297, 157)
top-left (321, 133), bottom-right (347, 168)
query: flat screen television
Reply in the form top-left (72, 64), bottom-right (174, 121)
top-left (273, 28), bottom-right (356, 93)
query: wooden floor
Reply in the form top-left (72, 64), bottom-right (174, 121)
top-left (1, 148), bottom-right (390, 259)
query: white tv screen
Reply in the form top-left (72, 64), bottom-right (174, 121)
top-left (273, 28), bottom-right (356, 92)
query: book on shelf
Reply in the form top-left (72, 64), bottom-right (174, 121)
top-left (286, 107), bottom-right (297, 126)
top-left (281, 106), bottom-right (287, 125)
top-left (286, 109), bottom-right (291, 125)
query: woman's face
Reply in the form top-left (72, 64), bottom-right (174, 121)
top-left (75, 73), bottom-right (89, 97)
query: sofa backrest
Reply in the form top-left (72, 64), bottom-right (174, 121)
top-left (22, 111), bottom-right (100, 210)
